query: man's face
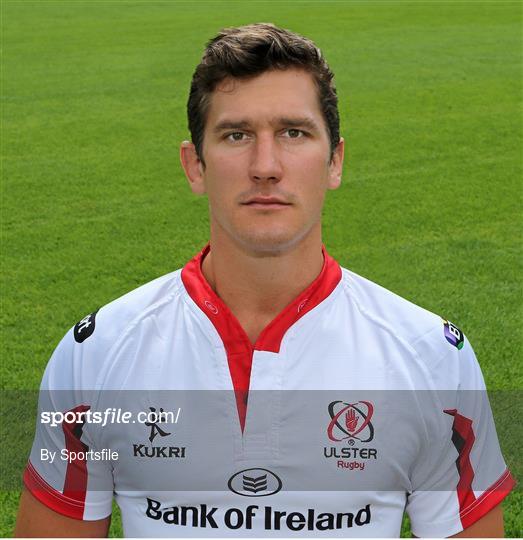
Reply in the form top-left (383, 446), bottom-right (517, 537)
top-left (182, 68), bottom-right (344, 255)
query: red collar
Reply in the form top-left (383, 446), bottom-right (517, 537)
top-left (181, 244), bottom-right (341, 430)
top-left (181, 244), bottom-right (341, 355)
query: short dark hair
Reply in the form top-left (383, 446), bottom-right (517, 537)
top-left (187, 23), bottom-right (340, 164)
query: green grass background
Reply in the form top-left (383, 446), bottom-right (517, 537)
top-left (1, 0), bottom-right (521, 536)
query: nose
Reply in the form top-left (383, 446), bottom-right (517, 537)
top-left (248, 133), bottom-right (283, 183)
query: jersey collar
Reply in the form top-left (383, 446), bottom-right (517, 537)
top-left (181, 243), bottom-right (342, 355)
top-left (182, 244), bottom-right (341, 431)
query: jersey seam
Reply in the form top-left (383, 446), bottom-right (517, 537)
top-left (26, 461), bottom-right (84, 507)
top-left (26, 461), bottom-right (110, 510)
top-left (341, 273), bottom-right (419, 358)
top-left (410, 468), bottom-right (513, 532)
top-left (341, 269), bottom-right (458, 380)
top-left (84, 276), bottom-right (185, 451)
top-left (179, 282), bottom-right (224, 349)
top-left (459, 468), bottom-right (511, 518)
top-left (90, 274), bottom-right (184, 397)
top-left (340, 271), bottom-right (450, 451)
top-left (282, 279), bottom-right (344, 346)
top-left (341, 270), bottom-right (449, 361)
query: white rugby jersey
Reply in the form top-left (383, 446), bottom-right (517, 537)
top-left (25, 245), bottom-right (514, 537)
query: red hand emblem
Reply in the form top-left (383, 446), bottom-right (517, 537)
top-left (345, 408), bottom-right (359, 433)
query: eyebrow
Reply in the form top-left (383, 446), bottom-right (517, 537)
top-left (213, 120), bottom-right (250, 133)
top-left (212, 117), bottom-right (321, 133)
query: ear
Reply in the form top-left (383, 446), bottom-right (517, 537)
top-left (327, 137), bottom-right (345, 190)
top-left (180, 141), bottom-right (206, 195)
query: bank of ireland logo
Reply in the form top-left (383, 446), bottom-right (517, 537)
top-left (228, 468), bottom-right (282, 497)
top-left (443, 319), bottom-right (464, 350)
top-left (327, 401), bottom-right (374, 443)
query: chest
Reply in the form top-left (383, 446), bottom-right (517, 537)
top-left (91, 303), bottom-right (433, 536)
top-left (93, 309), bottom-right (427, 492)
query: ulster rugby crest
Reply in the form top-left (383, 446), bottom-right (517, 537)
top-left (327, 401), bottom-right (374, 443)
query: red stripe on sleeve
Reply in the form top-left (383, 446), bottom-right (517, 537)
top-left (444, 409), bottom-right (477, 514)
top-left (460, 468), bottom-right (516, 529)
top-left (62, 405), bottom-right (90, 508)
top-left (23, 461), bottom-right (86, 520)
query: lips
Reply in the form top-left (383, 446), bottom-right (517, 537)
top-left (242, 197), bottom-right (291, 208)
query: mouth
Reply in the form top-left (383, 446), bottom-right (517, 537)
top-left (241, 197), bottom-right (292, 209)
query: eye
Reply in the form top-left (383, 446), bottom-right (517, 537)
top-left (226, 132), bottom-right (247, 142)
top-left (284, 129), bottom-right (305, 139)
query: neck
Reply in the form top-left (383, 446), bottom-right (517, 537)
top-left (201, 227), bottom-right (324, 343)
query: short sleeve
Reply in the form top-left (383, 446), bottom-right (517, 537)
top-left (24, 324), bottom-right (114, 520)
top-left (406, 330), bottom-right (515, 537)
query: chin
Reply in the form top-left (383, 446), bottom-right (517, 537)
top-left (235, 228), bottom-right (308, 257)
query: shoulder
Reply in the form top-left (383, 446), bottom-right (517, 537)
top-left (339, 267), bottom-right (452, 344)
top-left (339, 267), bottom-right (473, 387)
top-left (79, 269), bottom-right (184, 345)
top-left (42, 269), bottom-right (185, 390)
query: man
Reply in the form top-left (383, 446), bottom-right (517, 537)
top-left (16, 23), bottom-right (514, 537)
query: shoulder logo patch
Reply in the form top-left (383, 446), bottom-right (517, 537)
top-left (74, 311), bottom-right (98, 343)
top-left (442, 319), bottom-right (464, 350)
